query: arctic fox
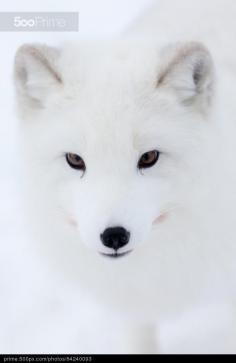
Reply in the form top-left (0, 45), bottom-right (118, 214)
top-left (14, 0), bottom-right (236, 354)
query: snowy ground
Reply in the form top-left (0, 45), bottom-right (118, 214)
top-left (0, 0), bottom-right (236, 354)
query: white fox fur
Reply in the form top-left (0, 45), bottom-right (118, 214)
top-left (13, 0), bottom-right (236, 353)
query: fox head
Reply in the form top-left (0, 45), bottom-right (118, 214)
top-left (14, 40), bottom-right (215, 258)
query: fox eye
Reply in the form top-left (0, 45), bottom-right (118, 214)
top-left (66, 153), bottom-right (86, 171)
top-left (138, 150), bottom-right (159, 169)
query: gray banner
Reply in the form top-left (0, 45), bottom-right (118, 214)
top-left (0, 12), bottom-right (79, 31)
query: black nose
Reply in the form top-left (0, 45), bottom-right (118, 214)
top-left (100, 227), bottom-right (130, 250)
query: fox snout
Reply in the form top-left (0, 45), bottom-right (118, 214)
top-left (100, 226), bottom-right (131, 257)
top-left (100, 226), bottom-right (130, 250)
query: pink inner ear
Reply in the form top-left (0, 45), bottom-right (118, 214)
top-left (153, 212), bottom-right (168, 225)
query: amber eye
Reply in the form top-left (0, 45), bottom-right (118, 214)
top-left (66, 153), bottom-right (86, 171)
top-left (138, 150), bottom-right (159, 169)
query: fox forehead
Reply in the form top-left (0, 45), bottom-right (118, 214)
top-left (52, 94), bottom-right (172, 159)
top-left (60, 41), bottom-right (160, 96)
top-left (16, 39), bottom-right (214, 160)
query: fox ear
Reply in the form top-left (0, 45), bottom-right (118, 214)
top-left (157, 42), bottom-right (215, 112)
top-left (14, 44), bottom-right (62, 110)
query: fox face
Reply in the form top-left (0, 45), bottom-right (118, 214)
top-left (14, 40), bottom-right (215, 258)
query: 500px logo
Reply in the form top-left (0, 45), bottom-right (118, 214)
top-left (14, 16), bottom-right (36, 27)
top-left (0, 12), bottom-right (79, 32)
top-left (13, 16), bottom-right (66, 29)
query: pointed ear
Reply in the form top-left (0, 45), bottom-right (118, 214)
top-left (14, 44), bottom-right (62, 111)
top-left (157, 42), bottom-right (215, 113)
